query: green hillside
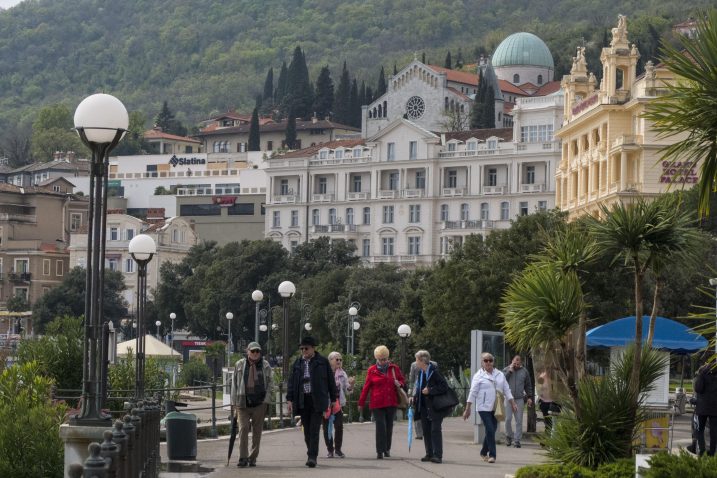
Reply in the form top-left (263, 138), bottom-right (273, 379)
top-left (0, 0), bottom-right (710, 128)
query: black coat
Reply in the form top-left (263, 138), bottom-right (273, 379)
top-left (286, 352), bottom-right (337, 412)
top-left (412, 364), bottom-right (449, 419)
top-left (695, 366), bottom-right (717, 417)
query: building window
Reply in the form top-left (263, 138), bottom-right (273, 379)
top-left (291, 210), bottom-right (299, 227)
top-left (267, 141), bottom-right (273, 151)
top-left (353, 147), bottom-right (362, 158)
top-left (353, 175), bottom-right (362, 192)
top-left (467, 141), bottom-right (477, 152)
top-left (272, 211), bottom-right (280, 227)
top-left (520, 201), bottom-right (529, 216)
top-left (346, 208), bottom-right (354, 225)
top-left (488, 168), bottom-right (497, 186)
top-left (126, 228), bottom-right (135, 240)
top-left (525, 166), bottom-right (535, 184)
top-left (447, 170), bottom-right (457, 188)
top-left (415, 170), bottom-right (425, 189)
top-left (440, 204), bottom-right (449, 221)
top-left (318, 177), bottom-right (327, 194)
top-left (409, 205), bottom-right (421, 223)
top-left (537, 74), bottom-right (543, 85)
top-left (172, 229), bottom-right (180, 243)
top-left (513, 74), bottom-right (520, 83)
top-left (387, 142), bottom-right (395, 161)
top-left (110, 227), bottom-right (119, 241)
top-left (14, 258), bottom-right (29, 273)
top-left (388, 172), bottom-right (399, 190)
top-left (335, 149), bottom-right (344, 160)
top-left (480, 203), bottom-right (489, 221)
top-left (460, 203), bottom-right (469, 221)
top-left (409, 141), bottom-right (417, 160)
top-left (312, 209), bottom-right (320, 225)
top-left (107, 259), bottom-right (119, 271)
top-left (290, 241), bottom-right (299, 254)
top-left (328, 208), bottom-right (337, 225)
top-left (319, 150), bottom-right (328, 160)
top-left (382, 237), bottom-right (395, 255)
top-left (487, 139), bottom-right (497, 149)
top-left (125, 258), bottom-right (134, 273)
top-left (448, 142), bottom-right (456, 152)
top-left (362, 239), bottom-right (371, 257)
top-left (280, 179), bottom-right (289, 195)
top-left (408, 236), bottom-right (421, 255)
top-left (363, 207), bottom-right (371, 225)
top-left (43, 259), bottom-right (50, 276)
top-left (500, 202), bottom-right (510, 220)
top-left (382, 205), bottom-right (394, 223)
top-left (538, 200), bottom-right (547, 212)
top-left (70, 213), bottom-right (82, 231)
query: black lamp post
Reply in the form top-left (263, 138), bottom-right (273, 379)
top-left (347, 302), bottom-right (360, 355)
top-left (252, 289), bottom-right (263, 343)
top-left (277, 281), bottom-right (296, 385)
top-left (129, 234), bottom-right (156, 400)
top-left (71, 93), bottom-right (128, 424)
top-left (398, 324), bottom-right (412, 376)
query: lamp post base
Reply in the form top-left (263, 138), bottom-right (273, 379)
top-left (60, 423), bottom-right (110, 476)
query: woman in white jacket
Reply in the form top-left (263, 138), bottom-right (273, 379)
top-left (462, 352), bottom-right (517, 463)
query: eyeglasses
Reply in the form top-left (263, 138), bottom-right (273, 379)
top-left (482, 358), bottom-right (494, 363)
top-left (300, 346), bottom-right (311, 351)
top-left (249, 349), bottom-right (261, 353)
top-left (335, 358), bottom-right (342, 362)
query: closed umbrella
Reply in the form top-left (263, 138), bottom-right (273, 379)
top-left (407, 406), bottom-right (414, 452)
top-left (226, 411), bottom-right (238, 466)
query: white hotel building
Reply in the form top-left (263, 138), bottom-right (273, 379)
top-left (264, 92), bottom-right (563, 266)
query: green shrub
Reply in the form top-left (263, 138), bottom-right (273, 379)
top-left (0, 361), bottom-right (66, 478)
top-left (516, 459), bottom-right (633, 478)
top-left (644, 450), bottom-right (717, 478)
top-left (107, 350), bottom-right (169, 411)
top-left (595, 459), bottom-right (634, 478)
top-left (179, 357), bottom-right (211, 387)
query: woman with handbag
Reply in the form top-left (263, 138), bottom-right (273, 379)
top-left (411, 350), bottom-right (452, 464)
top-left (358, 345), bottom-right (406, 459)
top-left (462, 352), bottom-right (517, 464)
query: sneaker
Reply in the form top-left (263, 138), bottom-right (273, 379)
top-left (306, 458), bottom-right (317, 468)
top-left (377, 453), bottom-right (383, 459)
top-left (335, 451), bottom-right (345, 458)
top-left (488, 457), bottom-right (496, 463)
top-left (430, 457), bottom-right (442, 463)
top-left (326, 451), bottom-right (334, 458)
top-left (514, 442), bottom-right (521, 448)
top-left (480, 454), bottom-right (488, 462)
top-left (506, 438), bottom-right (512, 447)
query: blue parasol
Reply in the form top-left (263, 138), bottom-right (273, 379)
top-left (407, 406), bottom-right (414, 452)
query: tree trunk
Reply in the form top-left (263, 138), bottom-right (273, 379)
top-left (575, 311), bottom-right (587, 384)
top-left (646, 278), bottom-right (662, 348)
top-left (628, 261), bottom-right (644, 454)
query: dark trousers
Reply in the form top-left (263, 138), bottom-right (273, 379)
top-left (420, 413), bottom-right (444, 459)
top-left (372, 407), bottom-right (396, 454)
top-left (697, 415), bottom-right (717, 456)
top-left (539, 400), bottom-right (560, 433)
top-left (478, 411), bottom-right (498, 459)
top-left (299, 393), bottom-right (323, 459)
top-left (322, 410), bottom-right (344, 453)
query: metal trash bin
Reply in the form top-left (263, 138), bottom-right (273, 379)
top-left (165, 411), bottom-right (197, 461)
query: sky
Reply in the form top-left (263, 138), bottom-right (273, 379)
top-left (0, 0), bottom-right (23, 9)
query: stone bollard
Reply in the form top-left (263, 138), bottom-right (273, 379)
top-left (68, 463), bottom-right (84, 478)
top-left (100, 430), bottom-right (118, 478)
top-left (111, 420), bottom-right (128, 478)
top-left (131, 407), bottom-right (144, 475)
top-left (83, 442), bottom-right (108, 478)
top-left (122, 414), bottom-right (136, 477)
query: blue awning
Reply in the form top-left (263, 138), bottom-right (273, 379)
top-left (586, 316), bottom-right (708, 354)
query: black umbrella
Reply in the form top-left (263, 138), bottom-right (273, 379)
top-left (227, 411), bottom-right (238, 466)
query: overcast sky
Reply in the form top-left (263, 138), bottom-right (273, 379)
top-left (0, 0), bottom-right (23, 9)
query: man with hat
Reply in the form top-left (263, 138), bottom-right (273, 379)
top-left (287, 336), bottom-right (337, 468)
top-left (231, 341), bottom-right (273, 467)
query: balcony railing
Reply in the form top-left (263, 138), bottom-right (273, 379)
top-left (401, 188), bottom-right (425, 198)
top-left (442, 220), bottom-right (494, 230)
top-left (311, 193), bottom-right (335, 202)
top-left (441, 187), bottom-right (464, 197)
top-left (272, 195), bottom-right (297, 204)
top-left (347, 192), bottom-right (370, 201)
top-left (311, 224), bottom-right (358, 234)
top-left (378, 190), bottom-right (399, 199)
top-left (520, 183), bottom-right (545, 193)
top-left (9, 272), bottom-right (31, 282)
top-left (483, 185), bottom-right (507, 195)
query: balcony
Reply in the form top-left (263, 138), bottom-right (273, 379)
top-left (442, 220), bottom-right (494, 230)
top-left (347, 192), bottom-right (370, 201)
top-left (441, 187), bottom-right (464, 197)
top-left (9, 272), bottom-right (31, 282)
top-left (521, 183), bottom-right (546, 193)
top-left (401, 189), bottom-right (425, 198)
top-left (311, 224), bottom-right (358, 234)
top-left (378, 190), bottom-right (399, 199)
top-left (483, 185), bottom-right (507, 195)
top-left (311, 193), bottom-right (335, 202)
top-left (611, 135), bottom-right (643, 152)
top-left (272, 194), bottom-right (297, 204)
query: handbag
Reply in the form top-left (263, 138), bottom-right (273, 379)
top-left (432, 386), bottom-right (459, 412)
top-left (391, 368), bottom-right (409, 409)
top-left (493, 379), bottom-right (506, 421)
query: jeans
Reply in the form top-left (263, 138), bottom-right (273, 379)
top-left (478, 411), bottom-right (498, 459)
top-left (697, 415), bottom-right (717, 456)
top-left (505, 398), bottom-right (524, 442)
top-left (373, 407), bottom-right (396, 454)
top-left (420, 413), bottom-right (444, 458)
top-left (237, 403), bottom-right (267, 460)
top-left (322, 410), bottom-right (344, 453)
top-left (298, 393), bottom-right (323, 459)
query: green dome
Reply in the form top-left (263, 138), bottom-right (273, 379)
top-left (492, 32), bottom-right (554, 70)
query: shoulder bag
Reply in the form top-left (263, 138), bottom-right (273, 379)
top-left (493, 378), bottom-right (505, 421)
top-left (432, 386), bottom-right (459, 412)
top-left (391, 367), bottom-right (409, 409)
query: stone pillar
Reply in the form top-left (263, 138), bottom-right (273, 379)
top-left (59, 424), bottom-right (108, 477)
top-left (620, 151), bottom-right (628, 190)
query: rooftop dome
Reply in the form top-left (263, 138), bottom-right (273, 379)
top-left (492, 32), bottom-right (554, 70)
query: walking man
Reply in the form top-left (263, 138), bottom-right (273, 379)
top-left (231, 342), bottom-right (273, 467)
top-left (503, 355), bottom-right (533, 448)
top-left (287, 336), bottom-right (337, 468)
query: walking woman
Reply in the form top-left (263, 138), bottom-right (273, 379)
top-left (462, 352), bottom-right (517, 464)
top-left (358, 345), bottom-right (406, 459)
top-left (322, 351), bottom-right (355, 458)
top-left (412, 350), bottom-right (449, 463)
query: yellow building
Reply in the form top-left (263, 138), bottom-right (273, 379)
top-left (555, 15), bottom-right (695, 219)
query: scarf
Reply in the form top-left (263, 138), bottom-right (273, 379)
top-left (247, 357), bottom-right (260, 393)
top-left (376, 361), bottom-right (389, 374)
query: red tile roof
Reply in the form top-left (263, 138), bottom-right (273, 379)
top-left (427, 65), bottom-right (478, 86)
top-left (279, 139), bottom-right (367, 159)
top-left (195, 119), bottom-right (359, 137)
top-left (498, 80), bottom-right (529, 96)
top-left (534, 81), bottom-right (562, 96)
top-left (445, 86), bottom-right (472, 101)
top-left (144, 129), bottom-right (201, 143)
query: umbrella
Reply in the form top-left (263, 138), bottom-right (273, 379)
top-left (407, 406), bottom-right (414, 452)
top-left (327, 413), bottom-right (335, 442)
top-left (227, 411), bottom-right (238, 466)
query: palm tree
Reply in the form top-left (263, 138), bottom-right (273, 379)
top-left (642, 9), bottom-right (717, 216)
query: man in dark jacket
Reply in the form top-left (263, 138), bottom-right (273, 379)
top-left (287, 336), bottom-right (337, 468)
top-left (503, 355), bottom-right (533, 448)
top-left (694, 363), bottom-right (717, 456)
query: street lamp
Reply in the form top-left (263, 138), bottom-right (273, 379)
top-left (300, 303), bottom-right (312, 340)
top-left (155, 320), bottom-right (161, 340)
top-left (347, 302), bottom-right (360, 355)
top-left (398, 324), bottom-right (412, 376)
top-left (305, 322), bottom-right (312, 331)
top-left (71, 93), bottom-right (128, 424)
top-left (278, 280), bottom-right (296, 387)
top-left (252, 290), bottom-right (263, 343)
top-left (169, 312), bottom-right (177, 388)
top-left (129, 233), bottom-right (157, 400)
top-left (226, 312), bottom-right (234, 366)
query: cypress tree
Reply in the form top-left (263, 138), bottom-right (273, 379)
top-left (349, 78), bottom-right (360, 128)
top-left (285, 110), bottom-right (297, 149)
top-left (482, 85), bottom-right (496, 128)
top-left (275, 61), bottom-right (289, 116)
top-left (376, 66), bottom-right (387, 97)
top-left (393, 63), bottom-right (397, 75)
top-left (286, 46), bottom-right (313, 119)
top-left (444, 51), bottom-right (452, 69)
top-left (366, 85), bottom-right (374, 105)
top-left (248, 107), bottom-right (260, 151)
top-left (359, 80), bottom-right (366, 110)
top-left (470, 69), bottom-right (486, 129)
top-left (421, 52), bottom-right (426, 63)
top-left (456, 48), bottom-right (464, 68)
top-left (334, 61), bottom-right (351, 125)
top-left (313, 65), bottom-right (334, 120)
top-left (263, 68), bottom-right (274, 103)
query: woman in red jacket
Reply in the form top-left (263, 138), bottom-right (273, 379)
top-left (358, 345), bottom-right (406, 459)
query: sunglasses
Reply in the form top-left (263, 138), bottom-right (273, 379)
top-left (335, 358), bottom-right (342, 362)
top-left (483, 358), bottom-right (494, 363)
top-left (249, 349), bottom-right (261, 353)
top-left (300, 346), bottom-right (312, 351)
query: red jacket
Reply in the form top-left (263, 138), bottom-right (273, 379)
top-left (358, 363), bottom-right (406, 409)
